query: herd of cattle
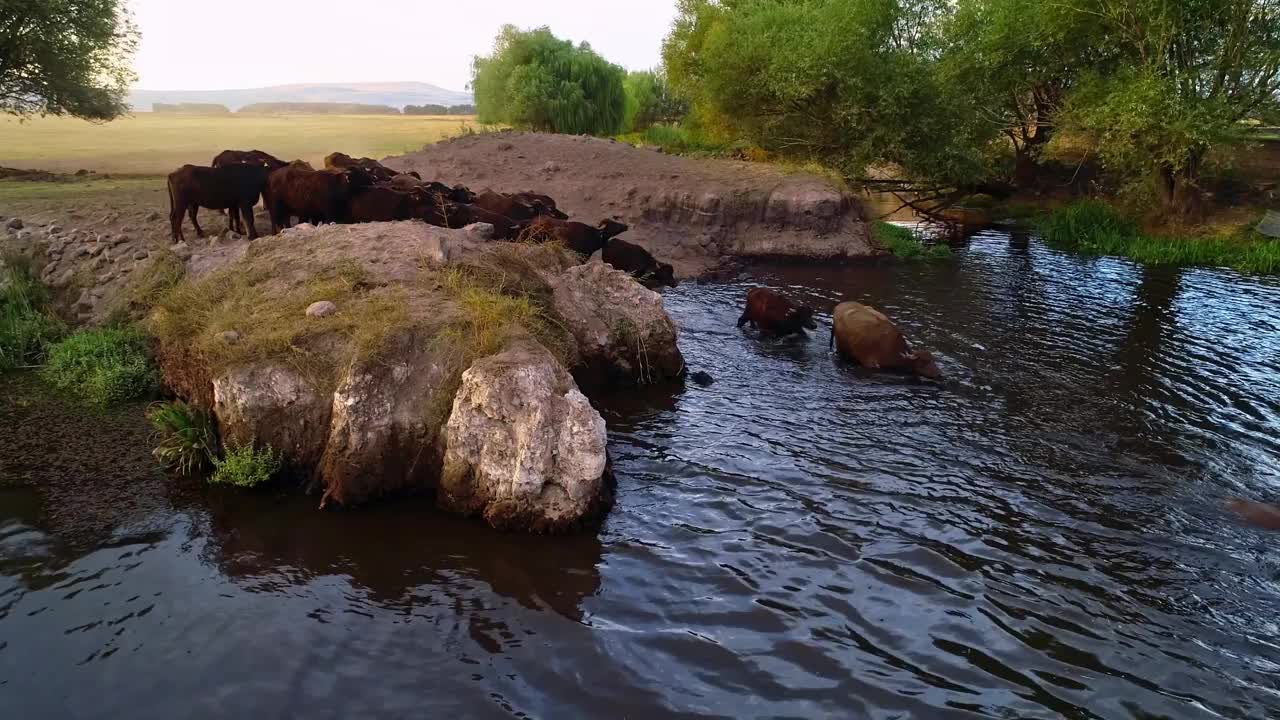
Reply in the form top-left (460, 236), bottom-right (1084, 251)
top-left (165, 149), bottom-right (677, 288)
top-left (166, 149), bottom-right (940, 378)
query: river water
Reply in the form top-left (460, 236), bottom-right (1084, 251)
top-left (3, 227), bottom-right (1279, 719)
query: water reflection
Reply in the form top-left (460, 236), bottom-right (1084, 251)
top-left (4, 226), bottom-right (1280, 718)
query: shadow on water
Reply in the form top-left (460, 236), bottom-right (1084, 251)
top-left (4, 225), bottom-right (1280, 719)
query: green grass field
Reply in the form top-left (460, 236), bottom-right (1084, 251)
top-left (0, 113), bottom-right (478, 174)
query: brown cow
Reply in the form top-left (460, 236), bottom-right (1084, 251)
top-left (210, 150), bottom-right (289, 233)
top-left (472, 191), bottom-right (538, 221)
top-left (519, 217), bottom-right (628, 256)
top-left (263, 164), bottom-right (370, 232)
top-left (211, 149), bottom-right (287, 171)
top-left (737, 288), bottom-right (817, 336)
top-left (350, 186), bottom-right (424, 223)
top-left (603, 237), bottom-right (677, 288)
top-left (324, 151), bottom-right (397, 182)
top-left (444, 203), bottom-right (529, 239)
top-left (1228, 499), bottom-right (1280, 530)
top-left (511, 191), bottom-right (568, 220)
top-left (830, 301), bottom-right (941, 379)
top-left (167, 163), bottom-right (271, 242)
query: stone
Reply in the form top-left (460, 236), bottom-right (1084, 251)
top-left (306, 300), bottom-right (337, 318)
top-left (110, 234), bottom-right (130, 246)
top-left (464, 222), bottom-right (495, 241)
top-left (316, 331), bottom-right (453, 506)
top-left (41, 261), bottom-right (58, 278)
top-left (88, 244), bottom-right (105, 257)
top-left (218, 330), bottom-right (241, 344)
top-left (146, 211), bottom-right (161, 222)
top-left (542, 161), bottom-right (561, 174)
top-left (15, 229), bottom-right (32, 243)
top-left (213, 364), bottom-right (333, 472)
top-left (551, 262), bottom-right (685, 386)
top-left (172, 242), bottom-right (192, 260)
top-left (5, 218), bottom-right (21, 230)
top-left (74, 288), bottom-right (94, 311)
top-left (439, 341), bottom-right (612, 533)
top-left (133, 249), bottom-right (150, 261)
top-left (53, 268), bottom-right (76, 288)
top-left (47, 225), bottom-right (62, 236)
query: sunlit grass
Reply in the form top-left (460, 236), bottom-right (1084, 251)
top-left (0, 113), bottom-right (476, 174)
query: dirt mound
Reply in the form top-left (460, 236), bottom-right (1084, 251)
top-left (385, 132), bottom-right (876, 277)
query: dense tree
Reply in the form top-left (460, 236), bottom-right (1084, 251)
top-left (0, 0), bottom-right (139, 121)
top-left (940, 0), bottom-right (1104, 185)
top-left (663, 0), bottom-right (995, 186)
top-left (623, 70), bottom-right (687, 131)
top-left (471, 25), bottom-right (626, 135)
top-left (1058, 0), bottom-right (1280, 217)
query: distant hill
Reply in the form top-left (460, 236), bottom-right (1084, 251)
top-left (128, 82), bottom-right (472, 112)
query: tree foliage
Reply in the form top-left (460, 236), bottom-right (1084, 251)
top-left (663, 0), bottom-right (1280, 215)
top-left (472, 25), bottom-right (626, 135)
top-left (663, 0), bottom-right (996, 186)
top-left (623, 70), bottom-right (687, 131)
top-left (0, 0), bottom-right (139, 121)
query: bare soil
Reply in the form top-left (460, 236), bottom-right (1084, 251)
top-left (386, 131), bottom-right (875, 277)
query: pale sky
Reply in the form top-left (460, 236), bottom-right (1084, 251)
top-left (129, 0), bottom-right (678, 92)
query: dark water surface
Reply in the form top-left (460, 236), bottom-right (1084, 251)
top-left (3, 228), bottom-right (1280, 719)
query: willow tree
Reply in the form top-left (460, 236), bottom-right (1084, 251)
top-left (623, 70), bottom-right (686, 131)
top-left (471, 25), bottom-right (626, 135)
top-left (0, 0), bottom-right (139, 121)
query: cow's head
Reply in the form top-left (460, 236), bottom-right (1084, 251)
top-left (596, 219), bottom-right (629, 241)
top-left (905, 349), bottom-right (942, 380)
top-left (788, 305), bottom-right (818, 331)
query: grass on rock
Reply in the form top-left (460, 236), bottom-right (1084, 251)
top-left (1037, 201), bottom-right (1280, 273)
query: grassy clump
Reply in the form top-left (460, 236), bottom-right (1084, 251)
top-left (873, 222), bottom-right (953, 261)
top-left (149, 260), bottom-right (409, 389)
top-left (105, 248), bottom-right (186, 324)
top-left (1037, 201), bottom-right (1280, 274)
top-left (147, 400), bottom-right (217, 475)
top-left (41, 327), bottom-right (156, 405)
top-left (1, 254), bottom-right (66, 369)
top-left (210, 441), bottom-right (282, 488)
top-left (615, 125), bottom-right (728, 155)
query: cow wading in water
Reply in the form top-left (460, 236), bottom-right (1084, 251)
top-left (830, 301), bottom-right (942, 379)
top-left (737, 288), bottom-right (818, 336)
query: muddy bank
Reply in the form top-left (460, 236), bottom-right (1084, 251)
top-left (386, 131), bottom-right (877, 277)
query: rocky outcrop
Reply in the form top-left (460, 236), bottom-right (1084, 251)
top-left (139, 221), bottom-right (681, 533)
top-left (439, 341), bottom-right (611, 533)
top-left (552, 261), bottom-right (685, 386)
top-left (315, 331), bottom-right (453, 506)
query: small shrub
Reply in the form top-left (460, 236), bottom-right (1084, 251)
top-left (873, 222), bottom-right (953, 261)
top-left (148, 400), bottom-right (217, 475)
top-left (210, 441), bottom-right (282, 488)
top-left (0, 254), bottom-right (66, 369)
top-left (41, 327), bottom-right (156, 405)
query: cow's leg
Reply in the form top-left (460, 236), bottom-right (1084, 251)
top-left (736, 312), bottom-right (751, 329)
top-left (226, 207), bottom-right (242, 235)
top-left (240, 203), bottom-right (259, 240)
top-left (189, 206), bottom-right (205, 238)
top-left (170, 201), bottom-right (185, 243)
